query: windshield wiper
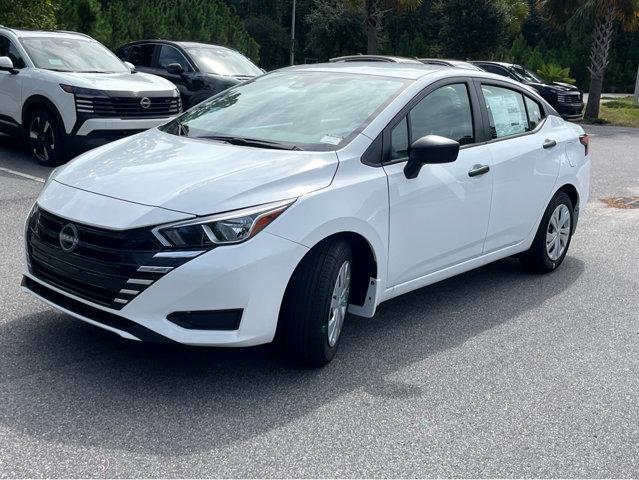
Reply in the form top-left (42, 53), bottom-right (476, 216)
top-left (196, 135), bottom-right (302, 151)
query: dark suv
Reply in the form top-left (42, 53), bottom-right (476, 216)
top-left (471, 61), bottom-right (584, 119)
top-left (116, 40), bottom-right (262, 109)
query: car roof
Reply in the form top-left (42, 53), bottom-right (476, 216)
top-left (471, 60), bottom-right (523, 69)
top-left (120, 39), bottom-right (230, 50)
top-left (330, 55), bottom-right (422, 64)
top-left (1, 28), bottom-right (93, 40)
top-left (419, 58), bottom-right (484, 70)
top-left (283, 61), bottom-right (453, 80)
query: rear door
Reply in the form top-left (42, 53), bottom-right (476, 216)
top-left (476, 81), bottom-right (562, 252)
top-left (383, 78), bottom-right (494, 287)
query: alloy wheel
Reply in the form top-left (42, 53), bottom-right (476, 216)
top-left (546, 204), bottom-right (571, 261)
top-left (29, 115), bottom-right (56, 163)
top-left (327, 260), bottom-right (351, 347)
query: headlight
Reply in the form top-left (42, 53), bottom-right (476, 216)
top-left (152, 198), bottom-right (295, 248)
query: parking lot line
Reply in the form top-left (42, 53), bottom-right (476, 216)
top-left (0, 167), bottom-right (45, 183)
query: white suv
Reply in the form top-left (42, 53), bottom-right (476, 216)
top-left (0, 27), bottom-right (181, 165)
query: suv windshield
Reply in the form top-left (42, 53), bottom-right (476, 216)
top-left (512, 66), bottom-right (545, 84)
top-left (21, 36), bottom-right (128, 73)
top-left (186, 46), bottom-right (262, 77)
top-left (161, 71), bottom-right (411, 150)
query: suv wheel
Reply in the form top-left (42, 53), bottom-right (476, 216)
top-left (278, 239), bottom-right (352, 367)
top-left (27, 110), bottom-right (65, 166)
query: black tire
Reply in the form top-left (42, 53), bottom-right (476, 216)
top-left (278, 239), bottom-right (353, 367)
top-left (520, 190), bottom-right (574, 273)
top-left (26, 109), bottom-right (66, 166)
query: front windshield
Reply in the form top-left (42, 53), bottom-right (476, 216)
top-left (513, 66), bottom-right (545, 83)
top-left (21, 37), bottom-right (128, 73)
top-left (186, 46), bottom-right (262, 77)
top-left (161, 71), bottom-right (411, 150)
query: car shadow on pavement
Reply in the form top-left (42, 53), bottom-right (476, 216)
top-left (0, 256), bottom-right (584, 455)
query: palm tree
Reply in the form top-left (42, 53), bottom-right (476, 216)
top-left (346, 0), bottom-right (422, 54)
top-left (538, 0), bottom-right (639, 118)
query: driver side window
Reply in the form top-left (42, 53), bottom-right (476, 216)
top-left (157, 45), bottom-right (192, 72)
top-left (0, 35), bottom-right (25, 69)
top-left (410, 83), bottom-right (475, 146)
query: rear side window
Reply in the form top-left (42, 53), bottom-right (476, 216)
top-left (410, 83), bottom-right (474, 145)
top-left (481, 85), bottom-right (529, 139)
top-left (128, 44), bottom-right (155, 67)
top-left (480, 64), bottom-right (506, 76)
top-left (0, 35), bottom-right (25, 69)
top-left (525, 96), bottom-right (544, 130)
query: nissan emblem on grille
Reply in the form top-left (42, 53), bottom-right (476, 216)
top-left (59, 223), bottom-right (79, 253)
top-left (140, 97), bottom-right (151, 109)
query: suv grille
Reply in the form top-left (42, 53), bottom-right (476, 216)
top-left (75, 95), bottom-right (181, 118)
top-left (26, 207), bottom-right (196, 310)
top-left (557, 93), bottom-right (581, 104)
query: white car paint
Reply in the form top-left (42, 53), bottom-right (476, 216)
top-left (23, 63), bottom-right (590, 348)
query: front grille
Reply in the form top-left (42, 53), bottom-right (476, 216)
top-left (75, 95), bottom-right (181, 118)
top-left (557, 93), bottom-right (581, 104)
top-left (26, 207), bottom-right (197, 310)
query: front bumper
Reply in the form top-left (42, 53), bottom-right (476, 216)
top-left (67, 117), bottom-right (175, 152)
top-left (24, 231), bottom-right (309, 346)
top-left (555, 102), bottom-right (584, 119)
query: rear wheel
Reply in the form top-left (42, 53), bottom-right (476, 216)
top-left (278, 239), bottom-right (352, 367)
top-left (520, 191), bottom-right (574, 273)
top-left (27, 109), bottom-right (65, 166)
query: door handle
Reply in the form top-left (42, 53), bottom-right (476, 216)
top-left (468, 164), bottom-right (490, 177)
top-left (543, 139), bottom-right (557, 149)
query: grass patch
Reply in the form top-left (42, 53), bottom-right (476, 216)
top-left (598, 96), bottom-right (639, 127)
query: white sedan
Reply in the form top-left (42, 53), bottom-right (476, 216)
top-left (23, 62), bottom-right (590, 366)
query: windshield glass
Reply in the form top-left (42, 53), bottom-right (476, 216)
top-left (512, 66), bottom-right (545, 83)
top-left (161, 71), bottom-right (411, 150)
top-left (186, 46), bottom-right (262, 77)
top-left (21, 37), bottom-right (128, 73)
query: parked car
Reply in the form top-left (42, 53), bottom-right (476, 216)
top-left (419, 58), bottom-right (484, 71)
top-left (0, 27), bottom-right (181, 165)
top-left (23, 62), bottom-right (590, 366)
top-left (471, 61), bottom-right (584, 119)
top-left (330, 54), bottom-right (423, 64)
top-left (116, 40), bottom-right (263, 109)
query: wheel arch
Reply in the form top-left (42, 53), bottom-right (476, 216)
top-left (557, 183), bottom-right (579, 210)
top-left (22, 95), bottom-right (66, 139)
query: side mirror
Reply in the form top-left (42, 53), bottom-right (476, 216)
top-left (124, 61), bottom-right (136, 72)
top-left (0, 56), bottom-right (17, 74)
top-left (404, 134), bottom-right (459, 179)
top-left (166, 63), bottom-right (184, 76)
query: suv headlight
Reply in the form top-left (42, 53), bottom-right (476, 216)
top-left (151, 199), bottom-right (295, 248)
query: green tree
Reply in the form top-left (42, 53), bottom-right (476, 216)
top-left (0, 0), bottom-right (57, 29)
top-left (344, 0), bottom-right (422, 55)
top-left (539, 0), bottom-right (639, 118)
top-left (305, 0), bottom-right (366, 60)
top-left (436, 0), bottom-right (512, 58)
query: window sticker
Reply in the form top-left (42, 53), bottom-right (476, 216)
top-left (48, 58), bottom-right (64, 66)
top-left (320, 134), bottom-right (343, 145)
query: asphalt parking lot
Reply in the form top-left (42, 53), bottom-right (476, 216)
top-left (0, 126), bottom-right (638, 478)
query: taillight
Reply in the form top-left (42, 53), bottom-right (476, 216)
top-left (579, 134), bottom-right (589, 156)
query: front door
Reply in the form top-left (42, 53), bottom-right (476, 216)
top-left (384, 82), bottom-right (493, 287)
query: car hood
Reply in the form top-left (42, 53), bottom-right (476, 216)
top-left (528, 81), bottom-right (581, 93)
top-left (52, 71), bottom-right (177, 93)
top-left (52, 129), bottom-right (339, 216)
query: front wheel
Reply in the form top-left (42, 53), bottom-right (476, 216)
top-left (520, 191), bottom-right (574, 273)
top-left (278, 239), bottom-right (352, 367)
top-left (27, 109), bottom-right (66, 166)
